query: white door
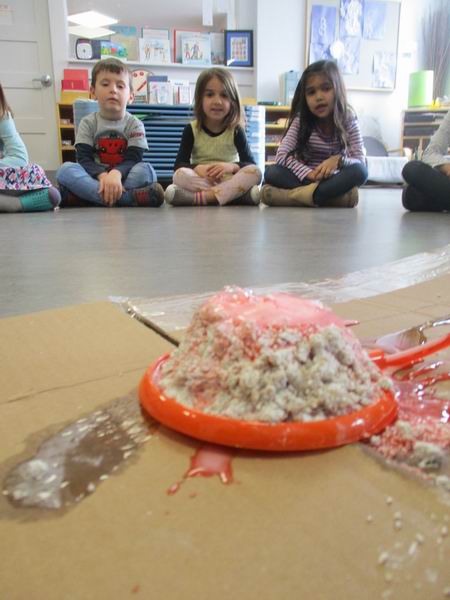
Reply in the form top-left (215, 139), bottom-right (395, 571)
top-left (0, 0), bottom-right (58, 169)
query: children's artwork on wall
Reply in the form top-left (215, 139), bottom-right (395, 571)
top-left (181, 33), bottom-right (211, 66)
top-left (110, 25), bottom-right (139, 61)
top-left (363, 1), bottom-right (387, 40)
top-left (305, 0), bottom-right (400, 91)
top-left (139, 38), bottom-right (171, 65)
top-left (311, 5), bottom-right (337, 46)
top-left (339, 0), bottom-right (363, 38)
top-left (372, 51), bottom-right (396, 88)
top-left (338, 36), bottom-right (361, 75)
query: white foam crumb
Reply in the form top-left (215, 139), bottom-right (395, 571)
top-left (394, 520), bottom-right (403, 530)
top-left (99, 474), bottom-right (109, 481)
top-left (425, 569), bottom-right (438, 584)
top-left (378, 551), bottom-right (390, 565)
top-left (436, 537), bottom-right (443, 545)
top-left (393, 511), bottom-right (402, 520)
top-left (408, 541), bottom-right (418, 556)
top-left (367, 514), bottom-right (374, 523)
top-left (443, 586), bottom-right (450, 597)
top-left (86, 483), bottom-right (95, 493)
top-left (415, 533), bottom-right (425, 544)
top-left (385, 496), bottom-right (393, 505)
top-left (441, 526), bottom-right (448, 537)
top-left (60, 481), bottom-right (69, 489)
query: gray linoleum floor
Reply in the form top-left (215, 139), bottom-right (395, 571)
top-left (1, 187), bottom-right (449, 318)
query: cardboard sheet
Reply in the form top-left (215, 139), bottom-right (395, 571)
top-left (1, 291), bottom-right (449, 599)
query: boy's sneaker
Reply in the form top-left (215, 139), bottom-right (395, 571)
top-left (59, 185), bottom-right (90, 208)
top-left (132, 183), bottom-right (164, 207)
top-left (229, 185), bottom-right (261, 206)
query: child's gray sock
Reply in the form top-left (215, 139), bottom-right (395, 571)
top-left (0, 193), bottom-right (22, 212)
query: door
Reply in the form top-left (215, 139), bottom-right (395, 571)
top-left (0, 0), bottom-right (58, 169)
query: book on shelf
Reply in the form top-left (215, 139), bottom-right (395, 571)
top-left (139, 38), bottom-right (171, 65)
top-left (148, 80), bottom-right (173, 105)
top-left (131, 69), bottom-right (152, 102)
top-left (181, 33), bottom-right (211, 66)
top-left (101, 41), bottom-right (127, 60)
top-left (170, 79), bottom-right (192, 105)
top-left (141, 27), bottom-right (169, 40)
top-left (210, 32), bottom-right (225, 65)
top-left (173, 29), bottom-right (199, 63)
top-left (110, 25), bottom-right (139, 61)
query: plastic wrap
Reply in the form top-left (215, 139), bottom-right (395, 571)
top-left (117, 243), bottom-right (450, 332)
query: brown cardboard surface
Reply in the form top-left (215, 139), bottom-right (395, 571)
top-left (1, 293), bottom-right (449, 600)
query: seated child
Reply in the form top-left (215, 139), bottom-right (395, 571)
top-left (56, 58), bottom-right (163, 208)
top-left (262, 60), bottom-right (367, 208)
top-left (0, 83), bottom-right (60, 213)
top-left (165, 67), bottom-right (262, 206)
top-left (402, 110), bottom-right (450, 212)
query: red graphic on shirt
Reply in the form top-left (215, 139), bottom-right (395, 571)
top-left (96, 134), bottom-right (127, 167)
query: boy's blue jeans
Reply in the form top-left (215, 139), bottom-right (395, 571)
top-left (56, 162), bottom-right (157, 206)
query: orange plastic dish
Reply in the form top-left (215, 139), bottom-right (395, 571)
top-left (139, 353), bottom-right (398, 452)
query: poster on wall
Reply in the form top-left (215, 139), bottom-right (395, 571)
top-left (363, 1), bottom-right (387, 40)
top-left (305, 0), bottom-right (401, 91)
top-left (372, 51), bottom-right (396, 88)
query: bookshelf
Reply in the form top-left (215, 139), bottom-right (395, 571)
top-left (57, 103), bottom-right (76, 163)
top-left (401, 107), bottom-right (449, 157)
top-left (264, 105), bottom-right (290, 166)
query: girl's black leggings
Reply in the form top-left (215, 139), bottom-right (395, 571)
top-left (264, 163), bottom-right (368, 204)
top-left (402, 160), bottom-right (450, 212)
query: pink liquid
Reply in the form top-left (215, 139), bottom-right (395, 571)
top-left (167, 444), bottom-right (233, 495)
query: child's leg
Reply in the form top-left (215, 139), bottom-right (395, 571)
top-left (56, 162), bottom-right (107, 206)
top-left (401, 186), bottom-right (434, 212)
top-left (173, 167), bottom-right (213, 192)
top-left (262, 165), bottom-right (317, 206)
top-left (264, 165), bottom-right (303, 189)
top-left (212, 165), bottom-right (262, 205)
top-left (313, 163), bottom-right (368, 205)
top-left (402, 161), bottom-right (450, 211)
top-left (0, 187), bottom-right (60, 212)
top-left (122, 162), bottom-right (156, 189)
top-left (167, 167), bottom-right (217, 206)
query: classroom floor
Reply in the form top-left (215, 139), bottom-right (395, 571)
top-left (1, 186), bottom-right (449, 318)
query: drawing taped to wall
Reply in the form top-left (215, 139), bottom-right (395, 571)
top-left (305, 0), bottom-right (401, 91)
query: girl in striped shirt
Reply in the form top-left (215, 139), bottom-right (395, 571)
top-left (262, 60), bottom-right (367, 208)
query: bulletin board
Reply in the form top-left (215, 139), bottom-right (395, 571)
top-left (305, 0), bottom-right (401, 91)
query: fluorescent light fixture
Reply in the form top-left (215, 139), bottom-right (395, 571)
top-left (68, 10), bottom-right (118, 28)
top-left (68, 25), bottom-right (115, 39)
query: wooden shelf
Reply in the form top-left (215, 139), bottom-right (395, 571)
top-left (264, 106), bottom-right (289, 165)
top-left (401, 107), bottom-right (448, 157)
top-left (57, 103), bottom-right (76, 163)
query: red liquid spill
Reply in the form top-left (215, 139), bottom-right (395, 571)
top-left (167, 444), bottom-right (233, 495)
top-left (392, 361), bottom-right (450, 424)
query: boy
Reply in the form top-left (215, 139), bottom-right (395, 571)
top-left (57, 58), bottom-right (163, 207)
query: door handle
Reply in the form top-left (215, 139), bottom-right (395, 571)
top-left (32, 74), bottom-right (52, 87)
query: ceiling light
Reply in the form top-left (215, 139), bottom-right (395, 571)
top-left (68, 10), bottom-right (118, 28)
top-left (68, 25), bottom-right (115, 39)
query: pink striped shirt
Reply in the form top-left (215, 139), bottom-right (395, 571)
top-left (276, 115), bottom-right (365, 181)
